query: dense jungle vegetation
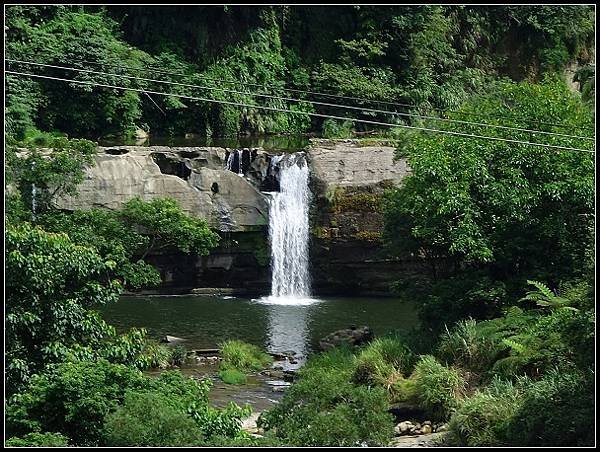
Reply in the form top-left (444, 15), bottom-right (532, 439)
top-left (4, 5), bottom-right (596, 447)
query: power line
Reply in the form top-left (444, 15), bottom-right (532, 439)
top-left (12, 56), bottom-right (594, 133)
top-left (6, 70), bottom-right (595, 154)
top-left (7, 59), bottom-right (595, 142)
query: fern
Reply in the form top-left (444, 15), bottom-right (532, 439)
top-left (520, 280), bottom-right (577, 311)
top-left (501, 338), bottom-right (526, 355)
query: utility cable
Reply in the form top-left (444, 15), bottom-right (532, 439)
top-left (5, 70), bottom-right (595, 154)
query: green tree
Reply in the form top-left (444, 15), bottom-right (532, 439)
top-left (38, 209), bottom-right (161, 289)
top-left (120, 197), bottom-right (220, 259)
top-left (384, 77), bottom-right (594, 287)
top-left (5, 222), bottom-right (151, 395)
top-left (5, 6), bottom-right (152, 138)
top-left (6, 136), bottom-right (97, 215)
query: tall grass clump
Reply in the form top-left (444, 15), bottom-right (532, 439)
top-left (447, 376), bottom-right (526, 446)
top-left (219, 340), bottom-right (273, 372)
top-left (352, 337), bottom-right (416, 401)
top-left (258, 347), bottom-right (394, 446)
top-left (436, 319), bottom-right (501, 374)
top-left (412, 355), bottom-right (466, 421)
top-left (218, 340), bottom-right (273, 385)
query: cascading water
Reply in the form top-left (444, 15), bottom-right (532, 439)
top-left (31, 183), bottom-right (37, 220)
top-left (267, 153), bottom-right (312, 301)
top-left (237, 149), bottom-right (244, 176)
top-left (31, 161), bottom-right (37, 220)
top-left (225, 151), bottom-right (235, 171)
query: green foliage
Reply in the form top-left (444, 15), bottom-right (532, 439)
top-left (5, 6), bottom-right (151, 138)
top-left (219, 368), bottom-right (248, 385)
top-left (502, 368), bottom-right (594, 446)
top-left (219, 340), bottom-right (273, 373)
top-left (5, 432), bottom-right (70, 447)
top-left (38, 209), bottom-right (161, 290)
top-left (102, 391), bottom-right (205, 446)
top-left (412, 355), bottom-right (466, 421)
top-left (6, 360), bottom-right (248, 446)
top-left (5, 222), bottom-right (122, 394)
top-left (436, 319), bottom-right (501, 374)
top-left (386, 77), bottom-right (593, 268)
top-left (448, 369), bottom-right (594, 446)
top-left (321, 118), bottom-right (354, 138)
top-left (385, 77), bottom-right (594, 328)
top-left (120, 197), bottom-right (220, 258)
top-left (259, 347), bottom-right (395, 446)
top-left (417, 273), bottom-right (507, 332)
top-left (352, 337), bottom-right (416, 397)
top-left (37, 197), bottom-right (220, 290)
top-left (448, 376), bottom-right (526, 446)
top-left (6, 360), bottom-right (148, 445)
top-left (520, 279), bottom-right (576, 310)
top-left (6, 137), bottom-right (97, 214)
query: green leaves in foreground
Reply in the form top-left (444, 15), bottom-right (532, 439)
top-left (520, 280), bottom-right (577, 311)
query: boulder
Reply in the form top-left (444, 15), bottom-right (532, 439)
top-left (318, 326), bottom-right (373, 351)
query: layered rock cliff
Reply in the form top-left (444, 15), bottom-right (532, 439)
top-left (54, 139), bottom-right (420, 295)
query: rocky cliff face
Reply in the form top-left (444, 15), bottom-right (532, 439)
top-left (54, 140), bottom-right (418, 295)
top-left (55, 146), bottom-right (269, 232)
top-left (307, 140), bottom-right (417, 295)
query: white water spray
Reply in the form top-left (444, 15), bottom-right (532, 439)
top-left (225, 151), bottom-right (235, 171)
top-left (267, 153), bottom-right (312, 300)
top-left (237, 149), bottom-right (244, 176)
top-left (31, 161), bottom-right (37, 220)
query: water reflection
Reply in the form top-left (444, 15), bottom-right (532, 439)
top-left (101, 295), bottom-right (419, 359)
top-left (264, 304), bottom-right (312, 369)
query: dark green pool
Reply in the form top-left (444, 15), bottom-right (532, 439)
top-left (101, 295), bottom-right (419, 363)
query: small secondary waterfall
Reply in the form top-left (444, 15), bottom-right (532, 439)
top-left (268, 153), bottom-right (312, 299)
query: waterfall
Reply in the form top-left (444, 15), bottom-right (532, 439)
top-left (267, 153), bottom-right (312, 300)
top-left (31, 161), bottom-right (37, 220)
top-left (31, 183), bottom-right (37, 220)
top-left (237, 149), bottom-right (244, 176)
top-left (225, 151), bottom-right (235, 171)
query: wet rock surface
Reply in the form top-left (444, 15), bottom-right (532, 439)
top-left (318, 325), bottom-right (373, 351)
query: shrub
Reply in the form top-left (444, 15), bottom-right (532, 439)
top-left (6, 360), bottom-right (147, 446)
top-left (412, 355), bottom-right (466, 421)
top-left (259, 347), bottom-right (394, 446)
top-left (502, 369), bottom-right (594, 446)
top-left (321, 118), bottom-right (354, 138)
top-left (219, 340), bottom-right (273, 373)
top-left (352, 337), bottom-right (416, 401)
top-left (5, 360), bottom-right (243, 446)
top-left (5, 432), bottom-right (70, 447)
top-left (103, 391), bottom-right (205, 446)
top-left (448, 377), bottom-right (526, 446)
top-left (436, 319), bottom-right (501, 374)
top-left (219, 367), bottom-right (248, 385)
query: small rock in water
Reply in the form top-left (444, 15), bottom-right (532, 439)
top-left (161, 335), bottom-right (187, 344)
top-left (422, 425), bottom-right (432, 434)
